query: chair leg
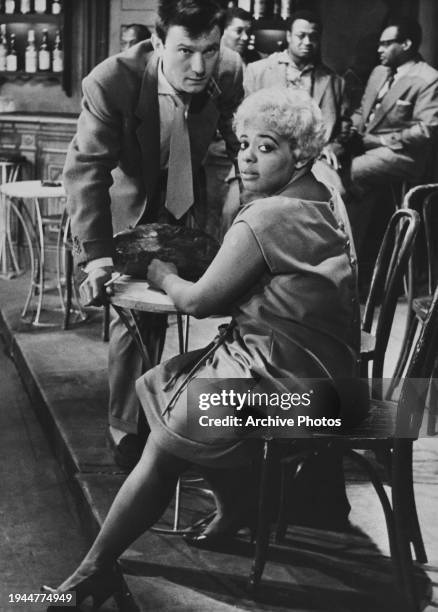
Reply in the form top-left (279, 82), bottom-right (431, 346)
top-left (392, 439), bottom-right (420, 611)
top-left (404, 441), bottom-right (427, 564)
top-left (389, 316), bottom-right (419, 398)
top-left (63, 249), bottom-right (73, 330)
top-left (248, 438), bottom-right (275, 592)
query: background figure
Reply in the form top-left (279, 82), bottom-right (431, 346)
top-left (204, 6), bottom-right (260, 241)
top-left (346, 17), bottom-right (438, 291)
top-left (119, 23), bottom-right (151, 52)
top-left (64, 0), bottom-right (243, 471)
top-left (221, 6), bottom-right (261, 66)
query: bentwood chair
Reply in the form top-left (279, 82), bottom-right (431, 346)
top-left (250, 285), bottom-right (438, 611)
top-left (360, 209), bottom-right (420, 393)
top-left (391, 187), bottom-right (438, 397)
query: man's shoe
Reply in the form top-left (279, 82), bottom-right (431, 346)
top-left (107, 432), bottom-right (143, 471)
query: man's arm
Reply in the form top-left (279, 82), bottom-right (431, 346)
top-left (64, 72), bottom-right (122, 266)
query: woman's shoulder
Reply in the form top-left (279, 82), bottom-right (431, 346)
top-left (237, 195), bottom-right (305, 220)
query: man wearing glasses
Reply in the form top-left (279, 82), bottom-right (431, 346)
top-left (347, 17), bottom-right (438, 267)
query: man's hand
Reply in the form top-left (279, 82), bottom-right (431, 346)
top-left (147, 259), bottom-right (178, 291)
top-left (79, 266), bottom-right (113, 306)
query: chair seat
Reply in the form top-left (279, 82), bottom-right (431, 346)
top-left (413, 295), bottom-right (432, 321)
top-left (360, 329), bottom-right (375, 358)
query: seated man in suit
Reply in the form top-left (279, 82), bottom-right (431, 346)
top-left (347, 17), bottom-right (438, 277)
top-left (64, 0), bottom-right (243, 470)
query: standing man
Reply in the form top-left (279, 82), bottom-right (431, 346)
top-left (348, 17), bottom-right (438, 265)
top-left (64, 0), bottom-right (243, 470)
top-left (244, 10), bottom-right (349, 158)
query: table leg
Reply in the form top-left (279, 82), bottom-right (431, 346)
top-left (33, 196), bottom-right (45, 326)
top-left (6, 200), bottom-right (36, 318)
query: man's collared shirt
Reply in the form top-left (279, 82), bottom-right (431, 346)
top-left (277, 50), bottom-right (315, 95)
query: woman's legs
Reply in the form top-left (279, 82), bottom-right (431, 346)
top-left (58, 437), bottom-right (189, 589)
top-left (197, 463), bottom-right (257, 535)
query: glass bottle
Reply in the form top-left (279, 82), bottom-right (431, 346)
top-left (52, 29), bottom-right (63, 72)
top-left (38, 28), bottom-right (50, 70)
top-left (280, 0), bottom-right (291, 20)
top-left (0, 25), bottom-right (8, 71)
top-left (51, 0), bottom-right (61, 14)
top-left (6, 32), bottom-right (18, 71)
top-left (20, 0), bottom-right (32, 13)
top-left (253, 0), bottom-right (266, 19)
top-left (34, 0), bottom-right (46, 13)
top-left (25, 28), bottom-right (37, 72)
top-left (5, 0), bottom-right (16, 14)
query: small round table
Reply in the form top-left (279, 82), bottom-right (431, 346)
top-left (0, 180), bottom-right (66, 325)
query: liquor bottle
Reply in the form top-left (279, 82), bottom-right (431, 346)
top-left (34, 0), bottom-right (46, 13)
top-left (52, 29), bottom-right (63, 72)
top-left (20, 0), bottom-right (32, 13)
top-left (0, 25), bottom-right (7, 71)
top-left (51, 0), bottom-right (61, 14)
top-left (6, 32), bottom-right (18, 71)
top-left (5, 0), bottom-right (16, 14)
top-left (38, 28), bottom-right (50, 70)
top-left (25, 28), bottom-right (37, 72)
top-left (253, 0), bottom-right (266, 19)
top-left (280, 0), bottom-right (291, 20)
top-left (272, 0), bottom-right (281, 19)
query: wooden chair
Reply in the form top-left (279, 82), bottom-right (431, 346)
top-left (360, 209), bottom-right (420, 392)
top-left (249, 285), bottom-right (438, 611)
top-left (391, 186), bottom-right (438, 398)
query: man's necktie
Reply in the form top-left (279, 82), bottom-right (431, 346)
top-left (165, 97), bottom-right (194, 220)
top-left (367, 69), bottom-right (396, 124)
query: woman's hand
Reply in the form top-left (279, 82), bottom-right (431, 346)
top-left (147, 259), bottom-right (178, 291)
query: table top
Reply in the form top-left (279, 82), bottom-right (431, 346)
top-left (0, 180), bottom-right (66, 198)
top-left (110, 275), bottom-right (181, 314)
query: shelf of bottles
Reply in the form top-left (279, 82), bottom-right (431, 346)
top-left (230, 0), bottom-right (296, 21)
top-left (0, 0), bottom-right (71, 96)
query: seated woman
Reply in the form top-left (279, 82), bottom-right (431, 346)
top-left (43, 87), bottom-right (361, 609)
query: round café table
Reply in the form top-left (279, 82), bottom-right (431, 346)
top-left (0, 180), bottom-right (66, 325)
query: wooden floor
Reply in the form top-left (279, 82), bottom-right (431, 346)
top-left (0, 272), bottom-right (437, 612)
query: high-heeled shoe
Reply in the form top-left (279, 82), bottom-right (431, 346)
top-left (184, 513), bottom-right (257, 549)
top-left (41, 563), bottom-right (125, 611)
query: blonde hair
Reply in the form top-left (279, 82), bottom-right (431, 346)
top-left (234, 87), bottom-right (327, 163)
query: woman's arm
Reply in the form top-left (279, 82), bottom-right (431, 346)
top-left (147, 222), bottom-right (266, 318)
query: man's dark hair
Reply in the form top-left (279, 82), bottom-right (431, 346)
top-left (224, 6), bottom-right (252, 28)
top-left (125, 23), bottom-right (152, 41)
top-left (385, 16), bottom-right (422, 52)
top-left (287, 10), bottom-right (322, 33)
top-left (156, 0), bottom-right (225, 42)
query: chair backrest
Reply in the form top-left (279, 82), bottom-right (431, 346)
top-left (396, 284), bottom-right (438, 438)
top-left (362, 209), bottom-right (420, 380)
top-left (422, 191), bottom-right (438, 295)
top-left (402, 183), bottom-right (438, 296)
